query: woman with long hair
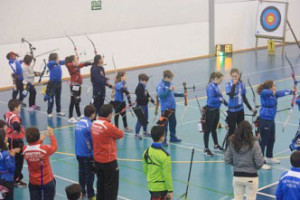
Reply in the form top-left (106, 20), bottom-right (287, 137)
top-left (203, 72), bottom-right (228, 156)
top-left (225, 120), bottom-right (264, 200)
top-left (257, 80), bottom-right (294, 169)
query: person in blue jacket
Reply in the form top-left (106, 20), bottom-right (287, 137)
top-left (275, 150), bottom-right (300, 200)
top-left (6, 52), bottom-right (25, 107)
top-left (204, 72), bottom-right (228, 156)
top-left (156, 70), bottom-right (183, 146)
top-left (256, 80), bottom-right (294, 169)
top-left (45, 53), bottom-right (65, 118)
top-left (90, 55), bottom-right (112, 116)
top-left (0, 129), bottom-right (21, 200)
top-left (75, 105), bottom-right (96, 200)
top-left (289, 96), bottom-right (300, 151)
top-left (225, 68), bottom-right (256, 138)
top-left (114, 71), bottom-right (133, 132)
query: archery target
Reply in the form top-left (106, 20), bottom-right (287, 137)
top-left (256, 1), bottom-right (288, 39)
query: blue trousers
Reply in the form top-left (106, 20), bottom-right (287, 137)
top-left (258, 118), bottom-right (275, 158)
top-left (135, 105), bottom-right (148, 134)
top-left (29, 179), bottom-right (56, 200)
top-left (163, 110), bottom-right (177, 140)
top-left (47, 81), bottom-right (62, 114)
top-left (77, 156), bottom-right (95, 198)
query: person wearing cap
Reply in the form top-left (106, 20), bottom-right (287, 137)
top-left (275, 150), bottom-right (300, 200)
top-left (6, 52), bottom-right (26, 107)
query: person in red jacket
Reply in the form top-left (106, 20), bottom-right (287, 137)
top-left (4, 99), bottom-right (27, 187)
top-left (91, 104), bottom-right (123, 200)
top-left (65, 55), bottom-right (92, 123)
top-left (23, 127), bottom-right (57, 200)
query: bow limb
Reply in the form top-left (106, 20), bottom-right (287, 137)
top-left (38, 59), bottom-right (47, 84)
top-left (180, 82), bottom-right (188, 127)
top-left (85, 33), bottom-right (98, 55)
top-left (110, 54), bottom-right (118, 101)
top-left (151, 95), bottom-right (160, 126)
top-left (65, 32), bottom-right (79, 58)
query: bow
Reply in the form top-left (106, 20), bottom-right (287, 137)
top-left (38, 59), bottom-right (47, 83)
top-left (21, 37), bottom-right (36, 58)
top-left (65, 32), bottom-right (79, 58)
top-left (152, 95), bottom-right (160, 125)
top-left (179, 82), bottom-right (189, 127)
top-left (247, 78), bottom-right (260, 138)
top-left (85, 33), bottom-right (97, 55)
top-left (110, 54), bottom-right (118, 101)
top-left (282, 54), bottom-right (299, 132)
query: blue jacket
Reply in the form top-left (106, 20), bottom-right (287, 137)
top-left (47, 60), bottom-right (65, 82)
top-left (276, 167), bottom-right (300, 200)
top-left (91, 65), bottom-right (106, 93)
top-left (75, 117), bottom-right (94, 158)
top-left (8, 59), bottom-right (23, 80)
top-left (259, 89), bottom-right (292, 121)
top-left (0, 151), bottom-right (15, 182)
top-left (156, 80), bottom-right (177, 111)
top-left (114, 81), bottom-right (127, 102)
top-left (207, 82), bottom-right (226, 109)
top-left (226, 81), bottom-right (247, 112)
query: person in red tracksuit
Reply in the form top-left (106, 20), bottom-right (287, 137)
top-left (91, 104), bottom-right (124, 200)
top-left (65, 55), bottom-right (92, 123)
top-left (23, 127), bottom-right (57, 200)
top-left (4, 99), bottom-right (27, 187)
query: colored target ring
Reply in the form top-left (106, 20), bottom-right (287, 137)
top-left (260, 6), bottom-right (281, 32)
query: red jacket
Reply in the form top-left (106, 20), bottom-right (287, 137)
top-left (66, 62), bottom-right (84, 86)
top-left (4, 111), bottom-right (24, 140)
top-left (91, 117), bottom-right (123, 163)
top-left (22, 135), bottom-right (57, 185)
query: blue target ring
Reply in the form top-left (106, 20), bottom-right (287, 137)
top-left (260, 6), bottom-right (281, 32)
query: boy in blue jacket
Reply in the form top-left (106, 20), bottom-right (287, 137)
top-left (75, 105), bottom-right (96, 200)
top-left (6, 52), bottom-right (25, 107)
top-left (156, 70), bottom-right (183, 146)
top-left (276, 150), bottom-right (300, 200)
top-left (45, 53), bottom-right (65, 117)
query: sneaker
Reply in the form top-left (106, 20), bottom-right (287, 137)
top-left (88, 196), bottom-right (96, 200)
top-left (203, 149), bottom-right (214, 157)
top-left (77, 115), bottom-right (84, 121)
top-left (47, 114), bottom-right (53, 118)
top-left (124, 127), bottom-right (133, 133)
top-left (162, 141), bottom-right (168, 146)
top-left (28, 107), bottom-right (34, 111)
top-left (214, 145), bottom-right (225, 152)
top-left (57, 112), bottom-right (65, 116)
top-left (262, 164), bottom-right (271, 170)
top-left (32, 105), bottom-right (41, 111)
top-left (143, 132), bottom-right (151, 137)
top-left (266, 157), bottom-right (280, 164)
top-left (135, 134), bottom-right (142, 140)
top-left (170, 137), bottom-right (182, 143)
top-left (14, 180), bottom-right (27, 188)
top-left (68, 117), bottom-right (78, 124)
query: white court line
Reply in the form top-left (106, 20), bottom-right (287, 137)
top-left (257, 192), bottom-right (276, 199)
top-left (257, 181), bottom-right (278, 191)
top-left (274, 148), bottom-right (290, 156)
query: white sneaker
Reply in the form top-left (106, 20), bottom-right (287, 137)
top-left (77, 115), bottom-right (84, 121)
top-left (68, 117), bottom-right (77, 124)
top-left (262, 164), bottom-right (271, 170)
top-left (266, 158), bottom-right (280, 164)
top-left (57, 112), bottom-right (65, 116)
top-left (47, 114), bottom-right (53, 118)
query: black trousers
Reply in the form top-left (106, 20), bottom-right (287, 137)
top-left (28, 84), bottom-right (36, 107)
top-left (93, 90), bottom-right (105, 116)
top-left (204, 108), bottom-right (220, 149)
top-left (114, 101), bottom-right (128, 128)
top-left (95, 160), bottom-right (119, 200)
top-left (7, 139), bottom-right (24, 182)
top-left (150, 190), bottom-right (168, 200)
top-left (258, 118), bottom-right (275, 158)
top-left (0, 179), bottom-right (14, 200)
top-left (69, 86), bottom-right (81, 118)
top-left (12, 79), bottom-right (24, 101)
top-left (47, 81), bottom-right (62, 114)
top-left (77, 156), bottom-right (95, 198)
top-left (29, 179), bottom-right (56, 200)
top-left (227, 110), bottom-right (245, 137)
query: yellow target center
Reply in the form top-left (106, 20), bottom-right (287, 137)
top-left (267, 15), bottom-right (274, 23)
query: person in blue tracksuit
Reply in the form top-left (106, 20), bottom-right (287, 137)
top-left (289, 97), bottom-right (300, 151)
top-left (156, 70), bottom-right (183, 146)
top-left (75, 105), bottom-right (96, 200)
top-left (114, 71), bottom-right (133, 132)
top-left (45, 53), bottom-right (66, 117)
top-left (6, 52), bottom-right (25, 106)
top-left (256, 80), bottom-right (294, 169)
top-left (204, 72), bottom-right (228, 156)
top-left (225, 68), bottom-right (256, 138)
top-left (275, 150), bottom-right (300, 200)
top-left (134, 73), bottom-right (155, 140)
top-left (0, 129), bottom-right (20, 200)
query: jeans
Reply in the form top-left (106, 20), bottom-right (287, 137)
top-left (233, 176), bottom-right (258, 200)
top-left (29, 179), bottom-right (56, 200)
top-left (135, 105), bottom-right (148, 134)
top-left (258, 118), bottom-right (275, 158)
top-left (77, 156), bottom-right (95, 198)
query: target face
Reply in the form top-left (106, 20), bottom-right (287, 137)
top-left (260, 6), bottom-right (281, 32)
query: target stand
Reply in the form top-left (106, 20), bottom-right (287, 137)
top-left (255, 0), bottom-right (299, 55)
